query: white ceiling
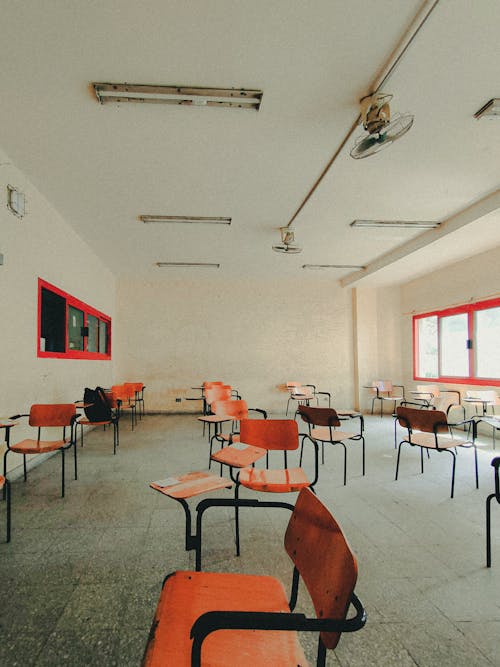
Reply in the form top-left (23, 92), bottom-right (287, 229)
top-left (1, 0), bottom-right (500, 285)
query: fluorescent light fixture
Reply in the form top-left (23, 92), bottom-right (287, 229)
top-left (350, 219), bottom-right (440, 229)
top-left (302, 264), bottom-right (365, 270)
top-left (93, 83), bottom-right (263, 110)
top-left (474, 99), bottom-right (500, 119)
top-left (140, 215), bottom-right (231, 225)
top-left (155, 262), bottom-right (220, 268)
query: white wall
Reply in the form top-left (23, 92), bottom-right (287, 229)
top-left (0, 147), bottom-right (116, 472)
top-left (114, 275), bottom-right (355, 413)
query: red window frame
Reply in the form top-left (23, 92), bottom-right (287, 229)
top-left (37, 278), bottom-right (112, 360)
top-left (413, 297), bottom-right (500, 386)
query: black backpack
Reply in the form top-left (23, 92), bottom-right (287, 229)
top-left (83, 386), bottom-right (113, 423)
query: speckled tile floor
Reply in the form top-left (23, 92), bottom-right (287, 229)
top-left (0, 411), bottom-right (499, 666)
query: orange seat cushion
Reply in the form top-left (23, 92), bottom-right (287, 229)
top-left (10, 438), bottom-right (70, 454)
top-left (143, 570), bottom-right (307, 667)
top-left (238, 467), bottom-right (310, 493)
top-left (78, 419), bottom-right (112, 426)
top-left (310, 427), bottom-right (355, 442)
top-left (0, 475), bottom-right (5, 489)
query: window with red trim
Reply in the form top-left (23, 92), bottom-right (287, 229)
top-left (38, 278), bottom-right (111, 359)
top-left (413, 297), bottom-right (500, 386)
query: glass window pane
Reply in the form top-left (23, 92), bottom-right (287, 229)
top-left (440, 313), bottom-right (469, 377)
top-left (98, 320), bottom-right (108, 354)
top-left (476, 307), bottom-right (500, 378)
top-left (68, 306), bottom-right (84, 351)
top-left (416, 316), bottom-right (438, 377)
top-left (87, 315), bottom-right (99, 353)
top-left (40, 287), bottom-right (66, 352)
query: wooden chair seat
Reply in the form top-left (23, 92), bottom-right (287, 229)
top-left (77, 418), bottom-right (111, 427)
top-left (211, 444), bottom-right (266, 468)
top-left (143, 570), bottom-right (306, 667)
top-left (239, 466), bottom-right (310, 493)
top-left (408, 432), bottom-right (472, 450)
top-left (310, 426), bottom-right (355, 443)
top-left (10, 438), bottom-right (70, 454)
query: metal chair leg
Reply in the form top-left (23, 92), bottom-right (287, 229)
top-left (4, 478), bottom-right (11, 542)
top-left (61, 449), bottom-right (65, 498)
top-left (486, 493), bottom-right (494, 567)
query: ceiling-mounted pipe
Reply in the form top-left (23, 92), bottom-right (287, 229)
top-left (284, 0), bottom-right (441, 230)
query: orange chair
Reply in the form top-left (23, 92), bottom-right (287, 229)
top-left (142, 487), bottom-right (366, 667)
top-left (211, 418), bottom-right (319, 556)
top-left (198, 384), bottom-right (233, 440)
top-left (4, 404), bottom-right (77, 497)
top-left (78, 388), bottom-right (120, 455)
top-left (0, 476), bottom-right (11, 542)
top-left (124, 382), bottom-right (146, 418)
top-left (208, 399), bottom-right (267, 468)
top-left (111, 384), bottom-right (137, 429)
top-left (298, 405), bottom-right (365, 485)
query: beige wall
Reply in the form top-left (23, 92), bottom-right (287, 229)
top-left (353, 286), bottom-right (403, 411)
top-left (0, 148), bottom-right (116, 472)
top-left (115, 275), bottom-right (355, 413)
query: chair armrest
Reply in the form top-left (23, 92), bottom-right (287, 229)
top-left (492, 457), bottom-right (500, 470)
top-left (248, 408), bottom-right (267, 419)
top-left (194, 497), bottom-right (294, 571)
top-left (190, 593), bottom-right (366, 667)
top-left (393, 385), bottom-right (405, 397)
top-left (316, 391), bottom-right (331, 399)
top-left (9, 414), bottom-right (29, 420)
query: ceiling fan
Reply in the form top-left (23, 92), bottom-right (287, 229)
top-left (350, 93), bottom-right (414, 159)
top-left (272, 227), bottom-right (302, 253)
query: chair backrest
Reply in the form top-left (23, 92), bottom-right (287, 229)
top-left (212, 399), bottom-right (248, 421)
top-left (396, 406), bottom-right (448, 434)
top-left (124, 382), bottom-right (144, 393)
top-left (29, 404), bottom-right (76, 427)
top-left (298, 405), bottom-right (340, 428)
top-left (285, 487), bottom-right (358, 649)
top-left (286, 381), bottom-right (314, 397)
top-left (203, 381), bottom-right (223, 391)
top-left (111, 384), bottom-right (135, 401)
top-left (205, 384), bottom-right (232, 405)
top-left (239, 419), bottom-right (298, 451)
top-left (104, 390), bottom-right (119, 409)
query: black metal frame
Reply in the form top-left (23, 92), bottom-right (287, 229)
top-left (299, 410), bottom-right (365, 485)
top-left (79, 415), bottom-right (119, 455)
top-left (486, 456), bottom-right (500, 567)
top-left (190, 592), bottom-right (366, 667)
top-left (395, 412), bottom-right (478, 498)
top-left (1, 476), bottom-right (11, 542)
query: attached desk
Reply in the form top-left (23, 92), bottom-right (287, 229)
top-left (463, 397), bottom-right (495, 416)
